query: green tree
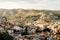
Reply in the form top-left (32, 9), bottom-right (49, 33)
top-left (0, 33), bottom-right (14, 40)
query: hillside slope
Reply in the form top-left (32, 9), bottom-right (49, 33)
top-left (0, 9), bottom-right (60, 25)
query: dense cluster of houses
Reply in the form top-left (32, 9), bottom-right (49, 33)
top-left (0, 16), bottom-right (60, 40)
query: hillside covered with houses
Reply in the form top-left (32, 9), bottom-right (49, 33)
top-left (0, 9), bottom-right (60, 40)
top-left (0, 9), bottom-right (60, 26)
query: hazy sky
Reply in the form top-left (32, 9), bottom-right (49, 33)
top-left (0, 0), bottom-right (60, 10)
